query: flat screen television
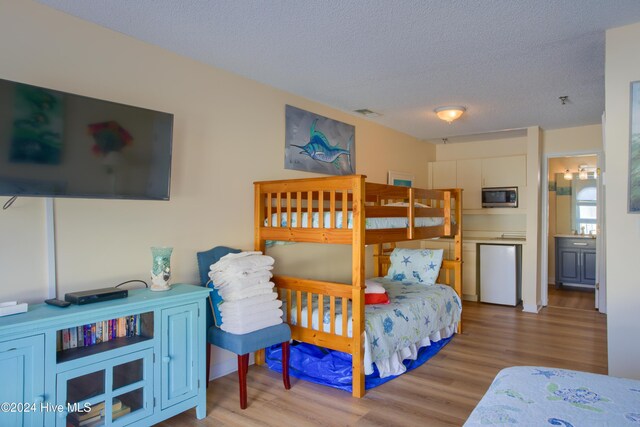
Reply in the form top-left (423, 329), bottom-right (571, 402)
top-left (0, 78), bottom-right (173, 200)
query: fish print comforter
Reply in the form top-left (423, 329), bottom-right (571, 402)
top-left (365, 277), bottom-right (460, 364)
top-left (464, 366), bottom-right (640, 426)
top-left (288, 277), bottom-right (461, 374)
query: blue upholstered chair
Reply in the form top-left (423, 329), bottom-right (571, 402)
top-left (197, 246), bottom-right (291, 409)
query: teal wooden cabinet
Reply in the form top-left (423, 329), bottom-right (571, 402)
top-left (0, 284), bottom-right (209, 426)
top-left (0, 335), bottom-right (45, 427)
top-left (161, 303), bottom-right (198, 409)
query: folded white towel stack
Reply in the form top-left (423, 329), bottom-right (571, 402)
top-left (209, 251), bottom-right (284, 335)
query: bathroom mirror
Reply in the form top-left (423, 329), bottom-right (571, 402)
top-left (554, 172), bottom-right (597, 235)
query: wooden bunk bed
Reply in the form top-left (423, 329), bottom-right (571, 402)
top-left (254, 174), bottom-right (462, 398)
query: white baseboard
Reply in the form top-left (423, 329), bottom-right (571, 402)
top-left (209, 353), bottom-right (255, 381)
top-left (548, 277), bottom-right (555, 285)
top-left (462, 294), bottom-right (478, 302)
top-left (522, 303), bottom-right (542, 313)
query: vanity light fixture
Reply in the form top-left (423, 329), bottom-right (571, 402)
top-left (578, 168), bottom-right (588, 180)
top-left (577, 164), bottom-right (597, 180)
top-left (563, 169), bottom-right (573, 180)
top-left (434, 106), bottom-right (466, 124)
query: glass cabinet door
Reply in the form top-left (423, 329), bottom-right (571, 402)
top-left (56, 348), bottom-right (153, 426)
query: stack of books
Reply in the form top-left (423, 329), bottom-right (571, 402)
top-left (57, 314), bottom-right (142, 351)
top-left (67, 398), bottom-right (131, 426)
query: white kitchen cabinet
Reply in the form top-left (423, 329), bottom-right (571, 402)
top-left (456, 159), bottom-right (482, 209)
top-left (429, 160), bottom-right (457, 189)
top-left (481, 155), bottom-right (527, 188)
top-left (462, 242), bottom-right (478, 301)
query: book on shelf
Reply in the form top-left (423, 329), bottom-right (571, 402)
top-left (70, 327), bottom-right (78, 349)
top-left (68, 398), bottom-right (123, 425)
top-left (112, 403), bottom-right (131, 421)
top-left (58, 314), bottom-right (145, 352)
top-left (67, 401), bottom-right (105, 424)
top-left (77, 326), bottom-right (84, 347)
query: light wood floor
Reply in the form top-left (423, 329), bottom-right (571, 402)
top-left (160, 302), bottom-right (607, 427)
top-left (548, 285), bottom-right (597, 310)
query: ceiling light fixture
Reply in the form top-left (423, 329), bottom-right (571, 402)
top-left (434, 106), bottom-right (466, 124)
top-left (564, 169), bottom-right (573, 180)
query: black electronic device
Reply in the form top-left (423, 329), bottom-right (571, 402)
top-left (44, 298), bottom-right (71, 308)
top-left (0, 77), bottom-right (173, 200)
top-left (64, 287), bottom-right (128, 305)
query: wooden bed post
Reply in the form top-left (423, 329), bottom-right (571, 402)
top-left (254, 182), bottom-right (267, 365)
top-left (351, 175), bottom-right (366, 398)
top-left (373, 244), bottom-right (382, 277)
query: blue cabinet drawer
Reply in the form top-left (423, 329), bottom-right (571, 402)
top-left (555, 237), bottom-right (596, 249)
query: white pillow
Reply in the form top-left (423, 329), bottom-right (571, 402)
top-left (385, 248), bottom-right (443, 285)
top-left (364, 279), bottom-right (386, 294)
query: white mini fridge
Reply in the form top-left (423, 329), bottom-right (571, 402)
top-left (479, 244), bottom-right (522, 306)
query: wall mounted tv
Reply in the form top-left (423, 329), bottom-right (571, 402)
top-left (0, 78), bottom-right (173, 200)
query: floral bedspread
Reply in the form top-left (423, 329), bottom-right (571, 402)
top-left (287, 277), bottom-right (460, 368)
top-left (464, 366), bottom-right (640, 426)
top-left (365, 277), bottom-right (461, 364)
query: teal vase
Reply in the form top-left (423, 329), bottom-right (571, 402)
top-left (150, 246), bottom-right (173, 291)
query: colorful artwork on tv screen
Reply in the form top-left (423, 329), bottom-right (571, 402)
top-left (285, 105), bottom-right (355, 175)
top-left (9, 84), bottom-right (63, 164)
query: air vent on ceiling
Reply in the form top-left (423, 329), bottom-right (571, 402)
top-left (354, 108), bottom-right (381, 117)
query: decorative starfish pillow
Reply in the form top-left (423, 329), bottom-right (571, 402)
top-left (385, 248), bottom-right (444, 285)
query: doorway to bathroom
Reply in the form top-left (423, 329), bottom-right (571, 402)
top-left (542, 152), bottom-right (605, 312)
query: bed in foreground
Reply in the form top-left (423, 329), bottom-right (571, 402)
top-left (465, 366), bottom-right (640, 426)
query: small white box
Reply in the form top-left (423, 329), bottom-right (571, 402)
top-left (0, 301), bottom-right (28, 317)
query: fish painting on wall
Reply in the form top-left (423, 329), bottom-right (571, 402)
top-left (285, 105), bottom-right (355, 175)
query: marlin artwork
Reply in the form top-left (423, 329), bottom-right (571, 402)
top-left (285, 105), bottom-right (355, 175)
top-left (291, 119), bottom-right (353, 172)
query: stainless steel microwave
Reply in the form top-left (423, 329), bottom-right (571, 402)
top-left (482, 187), bottom-right (518, 208)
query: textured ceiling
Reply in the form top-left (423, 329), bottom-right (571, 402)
top-left (36, 0), bottom-right (640, 141)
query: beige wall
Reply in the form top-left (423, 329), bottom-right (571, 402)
top-left (0, 1), bottom-right (435, 377)
top-left (605, 21), bottom-right (640, 379)
top-left (543, 125), bottom-right (603, 154)
top-left (435, 136), bottom-right (527, 160)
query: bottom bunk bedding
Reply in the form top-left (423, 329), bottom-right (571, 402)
top-left (285, 277), bottom-right (461, 377)
top-left (465, 366), bottom-right (640, 426)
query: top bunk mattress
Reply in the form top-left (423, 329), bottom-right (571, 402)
top-left (268, 211), bottom-right (447, 230)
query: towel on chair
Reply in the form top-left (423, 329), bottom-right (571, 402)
top-left (209, 269), bottom-right (273, 289)
top-left (219, 292), bottom-right (278, 312)
top-left (221, 308), bottom-right (284, 324)
top-left (217, 282), bottom-right (275, 302)
top-left (220, 313), bottom-right (283, 335)
top-left (211, 252), bottom-right (274, 274)
top-left (220, 293), bottom-right (282, 317)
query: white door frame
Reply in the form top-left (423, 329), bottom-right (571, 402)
top-left (540, 150), bottom-right (605, 309)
